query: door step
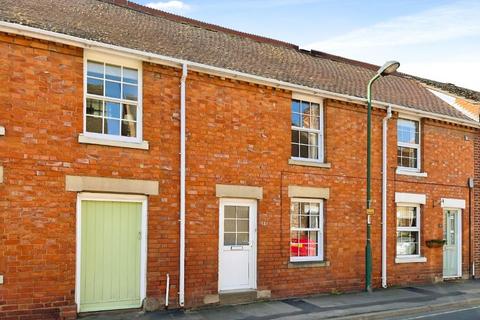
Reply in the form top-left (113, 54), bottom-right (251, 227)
top-left (219, 290), bottom-right (259, 305)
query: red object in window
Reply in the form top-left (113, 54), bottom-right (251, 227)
top-left (291, 235), bottom-right (316, 257)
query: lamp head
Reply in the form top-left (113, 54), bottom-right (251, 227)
top-left (377, 61), bottom-right (400, 76)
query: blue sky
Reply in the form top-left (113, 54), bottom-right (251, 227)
top-left (135, 0), bottom-right (480, 91)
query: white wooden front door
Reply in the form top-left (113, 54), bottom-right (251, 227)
top-left (443, 209), bottom-right (462, 278)
top-left (218, 199), bottom-right (257, 291)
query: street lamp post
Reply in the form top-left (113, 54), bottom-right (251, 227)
top-left (365, 61), bottom-right (400, 293)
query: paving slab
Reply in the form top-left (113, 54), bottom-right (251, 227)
top-left (80, 280), bottom-right (480, 320)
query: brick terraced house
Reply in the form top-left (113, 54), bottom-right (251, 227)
top-left (0, 0), bottom-right (479, 319)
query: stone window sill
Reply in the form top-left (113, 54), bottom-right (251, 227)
top-left (288, 159), bottom-right (331, 168)
top-left (78, 134), bottom-right (149, 150)
top-left (288, 260), bottom-right (330, 268)
top-left (395, 256), bottom-right (427, 264)
top-left (396, 168), bottom-right (428, 178)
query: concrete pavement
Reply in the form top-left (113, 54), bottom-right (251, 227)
top-left (80, 280), bottom-right (480, 320)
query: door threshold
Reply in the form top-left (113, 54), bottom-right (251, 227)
top-left (78, 307), bottom-right (143, 318)
top-left (219, 288), bottom-right (257, 294)
top-left (443, 276), bottom-right (462, 280)
top-left (219, 290), bottom-right (259, 305)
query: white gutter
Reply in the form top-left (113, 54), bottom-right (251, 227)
top-left (1, 21), bottom-right (479, 129)
top-left (381, 106), bottom-right (392, 288)
top-left (179, 63), bottom-right (187, 307)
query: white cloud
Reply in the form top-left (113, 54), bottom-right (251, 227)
top-left (303, 1), bottom-right (480, 91)
top-left (305, 2), bottom-right (480, 51)
top-left (145, 1), bottom-right (191, 13)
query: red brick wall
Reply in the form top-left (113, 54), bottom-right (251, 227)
top-left (183, 73), bottom-right (475, 306)
top-left (474, 134), bottom-right (480, 275)
top-left (0, 32), bottom-right (476, 317)
top-left (0, 33), bottom-right (181, 319)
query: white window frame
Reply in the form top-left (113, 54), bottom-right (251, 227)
top-left (397, 117), bottom-right (421, 172)
top-left (83, 50), bottom-right (143, 143)
top-left (290, 93), bottom-right (324, 163)
top-left (290, 198), bottom-right (324, 262)
top-left (396, 203), bottom-right (421, 258)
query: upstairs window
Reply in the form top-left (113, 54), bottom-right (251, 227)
top-left (291, 97), bottom-right (324, 162)
top-left (84, 52), bottom-right (142, 142)
top-left (397, 118), bottom-right (420, 171)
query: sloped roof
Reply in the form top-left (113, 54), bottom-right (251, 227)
top-left (409, 76), bottom-right (480, 103)
top-left (0, 0), bottom-right (474, 121)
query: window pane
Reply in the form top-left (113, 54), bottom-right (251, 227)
top-left (291, 143), bottom-right (299, 157)
top-left (298, 231), bottom-right (309, 256)
top-left (121, 121), bottom-right (137, 137)
top-left (306, 241), bottom-right (317, 257)
top-left (299, 215), bottom-right (309, 228)
top-left (397, 207), bottom-right (417, 227)
top-left (123, 67), bottom-right (138, 84)
top-left (105, 102), bottom-right (121, 118)
top-left (237, 220), bottom-right (249, 233)
top-left (291, 113), bottom-right (301, 127)
top-left (396, 231), bottom-right (419, 255)
top-left (87, 77), bottom-right (103, 96)
top-left (86, 98), bottom-right (103, 116)
top-left (224, 233), bottom-right (235, 246)
top-left (290, 231), bottom-right (300, 257)
top-left (300, 131), bottom-right (308, 144)
top-left (309, 203), bottom-right (319, 215)
top-left (301, 101), bottom-right (310, 118)
top-left (105, 64), bottom-right (121, 81)
top-left (290, 213), bottom-right (299, 229)
top-left (237, 206), bottom-right (249, 219)
top-left (87, 61), bottom-right (103, 78)
top-left (291, 202), bottom-right (300, 215)
top-left (224, 220), bottom-right (235, 233)
top-left (301, 202), bottom-right (310, 215)
top-left (398, 119), bottom-right (419, 144)
top-left (309, 215), bottom-right (319, 228)
top-left (291, 99), bottom-right (301, 113)
top-left (300, 145), bottom-right (309, 158)
top-left (105, 81), bottom-right (121, 99)
top-left (237, 233), bottom-right (249, 245)
top-left (397, 146), bottom-right (418, 168)
top-left (291, 130), bottom-right (299, 144)
top-left (86, 116), bottom-right (102, 133)
top-left (308, 132), bottom-right (318, 146)
top-left (224, 206), bottom-right (235, 218)
top-left (311, 104), bottom-right (320, 129)
top-left (309, 133), bottom-right (318, 159)
top-left (104, 118), bottom-right (120, 135)
top-left (123, 84), bottom-right (138, 101)
top-left (122, 104), bottom-right (137, 121)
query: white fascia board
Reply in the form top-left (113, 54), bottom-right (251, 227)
top-left (395, 192), bottom-right (426, 205)
top-left (1, 21), bottom-right (479, 129)
top-left (441, 198), bottom-right (466, 209)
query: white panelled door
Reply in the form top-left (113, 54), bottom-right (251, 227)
top-left (219, 199), bottom-right (257, 291)
top-left (443, 209), bottom-right (462, 278)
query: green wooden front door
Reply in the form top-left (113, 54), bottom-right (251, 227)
top-left (443, 209), bottom-right (460, 278)
top-left (80, 201), bottom-right (142, 312)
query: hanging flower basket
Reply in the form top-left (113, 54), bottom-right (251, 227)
top-left (426, 239), bottom-right (446, 248)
